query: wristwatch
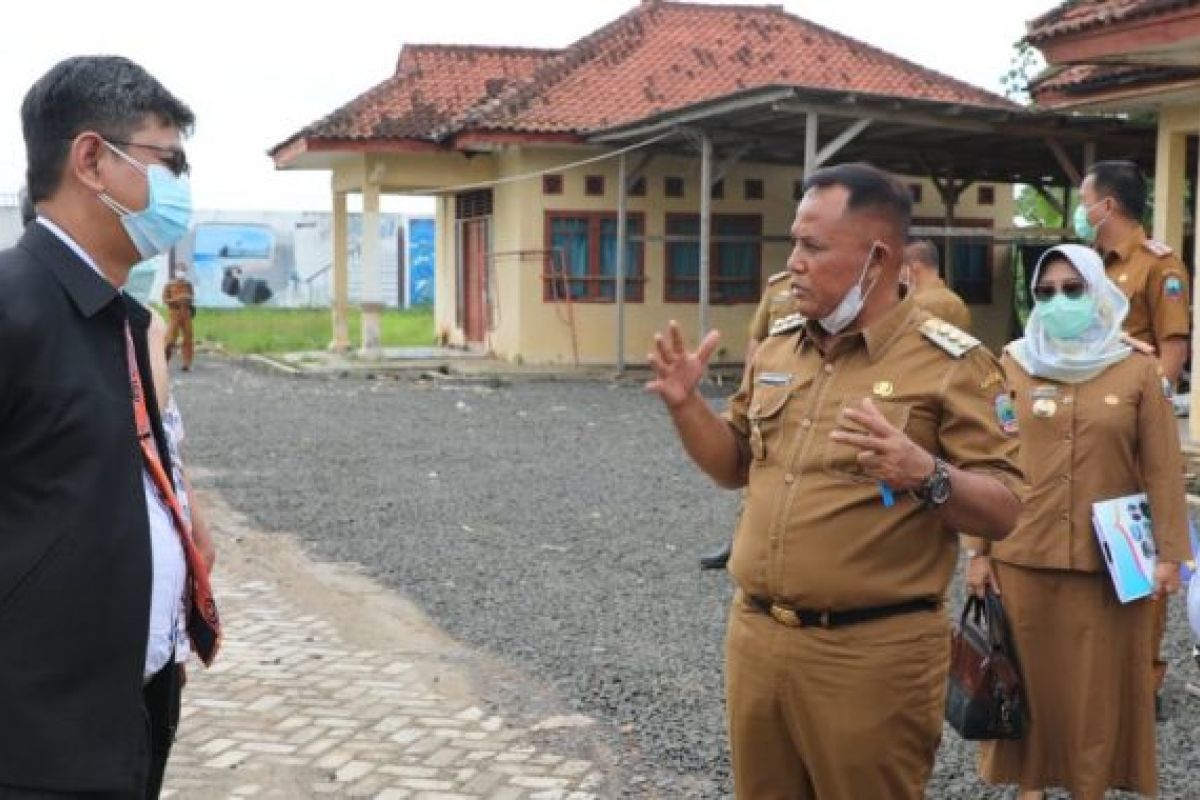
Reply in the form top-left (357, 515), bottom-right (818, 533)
top-left (913, 456), bottom-right (952, 508)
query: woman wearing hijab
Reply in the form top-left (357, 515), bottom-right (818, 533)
top-left (966, 244), bottom-right (1187, 799)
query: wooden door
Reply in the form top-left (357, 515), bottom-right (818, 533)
top-left (462, 218), bottom-right (489, 343)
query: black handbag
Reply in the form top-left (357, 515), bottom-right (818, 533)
top-left (945, 589), bottom-right (1027, 740)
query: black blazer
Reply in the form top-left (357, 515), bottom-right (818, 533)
top-left (0, 223), bottom-right (171, 794)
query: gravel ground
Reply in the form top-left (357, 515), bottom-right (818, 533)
top-left (177, 359), bottom-right (1200, 799)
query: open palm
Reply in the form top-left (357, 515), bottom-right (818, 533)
top-left (645, 321), bottom-right (721, 409)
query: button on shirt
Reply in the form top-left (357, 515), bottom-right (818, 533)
top-left (36, 218), bottom-right (187, 680)
top-left (724, 298), bottom-right (1023, 610)
top-left (976, 352), bottom-right (1190, 571)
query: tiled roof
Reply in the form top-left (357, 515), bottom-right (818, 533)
top-left (1030, 62), bottom-right (1200, 104)
top-left (275, 0), bottom-right (1014, 154)
top-left (1026, 0), bottom-right (1198, 44)
top-left (277, 45), bottom-right (558, 145)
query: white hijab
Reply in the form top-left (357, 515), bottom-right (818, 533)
top-left (1006, 243), bottom-right (1132, 384)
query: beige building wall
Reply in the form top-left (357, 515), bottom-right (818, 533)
top-left (391, 144), bottom-right (1015, 364)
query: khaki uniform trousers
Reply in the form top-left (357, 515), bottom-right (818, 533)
top-left (164, 303), bottom-right (194, 369)
top-left (725, 594), bottom-right (949, 800)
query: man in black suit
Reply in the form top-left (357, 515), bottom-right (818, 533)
top-left (0, 56), bottom-right (198, 799)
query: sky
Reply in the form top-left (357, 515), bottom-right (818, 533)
top-left (0, 0), bottom-right (1055, 214)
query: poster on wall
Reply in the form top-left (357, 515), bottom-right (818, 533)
top-left (407, 218), bottom-right (435, 307)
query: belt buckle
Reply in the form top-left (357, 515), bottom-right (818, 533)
top-left (769, 603), bottom-right (802, 627)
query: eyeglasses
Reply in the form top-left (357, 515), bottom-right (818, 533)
top-left (106, 140), bottom-right (190, 177)
top-left (1032, 282), bottom-right (1086, 303)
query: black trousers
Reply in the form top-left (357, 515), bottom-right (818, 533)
top-left (0, 661), bottom-right (182, 800)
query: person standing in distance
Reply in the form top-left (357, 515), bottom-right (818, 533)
top-left (902, 238), bottom-right (972, 331)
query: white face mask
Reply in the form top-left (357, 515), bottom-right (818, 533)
top-left (819, 242), bottom-right (880, 334)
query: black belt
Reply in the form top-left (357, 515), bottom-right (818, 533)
top-left (746, 595), bottom-right (939, 629)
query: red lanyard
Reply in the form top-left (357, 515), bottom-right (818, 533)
top-left (124, 321), bottom-right (221, 666)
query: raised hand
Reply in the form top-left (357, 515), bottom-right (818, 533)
top-left (645, 321), bottom-right (720, 409)
top-left (829, 397), bottom-right (935, 491)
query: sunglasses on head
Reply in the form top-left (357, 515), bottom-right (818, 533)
top-left (1032, 282), bottom-right (1086, 302)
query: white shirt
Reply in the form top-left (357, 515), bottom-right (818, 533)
top-left (37, 217), bottom-right (188, 680)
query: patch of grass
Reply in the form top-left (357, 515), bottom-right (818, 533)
top-left (182, 307), bottom-right (434, 355)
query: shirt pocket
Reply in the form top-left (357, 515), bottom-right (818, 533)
top-left (747, 384), bottom-right (795, 463)
top-left (822, 398), bottom-right (913, 483)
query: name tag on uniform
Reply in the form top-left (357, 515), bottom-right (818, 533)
top-left (756, 372), bottom-right (793, 387)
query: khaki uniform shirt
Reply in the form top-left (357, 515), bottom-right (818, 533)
top-left (972, 352), bottom-right (1190, 570)
top-left (1103, 228), bottom-right (1190, 347)
top-left (913, 281), bottom-right (972, 332)
top-left (748, 272), bottom-right (796, 342)
top-left (725, 298), bottom-right (1023, 610)
top-left (162, 278), bottom-right (195, 306)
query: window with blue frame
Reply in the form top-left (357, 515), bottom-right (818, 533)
top-left (664, 214), bottom-right (762, 303)
top-left (544, 212), bottom-right (644, 302)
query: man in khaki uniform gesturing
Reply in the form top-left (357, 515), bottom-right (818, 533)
top-left (647, 163), bottom-right (1023, 799)
top-left (1077, 159), bottom-right (1192, 719)
top-left (903, 238), bottom-right (972, 331)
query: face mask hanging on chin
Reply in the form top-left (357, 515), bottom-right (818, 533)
top-left (819, 243), bottom-right (880, 335)
top-left (98, 141), bottom-right (192, 260)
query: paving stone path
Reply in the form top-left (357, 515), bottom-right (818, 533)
top-left (162, 489), bottom-right (608, 800)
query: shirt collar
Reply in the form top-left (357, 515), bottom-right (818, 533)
top-left (801, 296), bottom-right (916, 363)
top-left (36, 216), bottom-right (108, 280)
top-left (24, 216), bottom-right (122, 320)
top-left (1103, 226), bottom-right (1145, 266)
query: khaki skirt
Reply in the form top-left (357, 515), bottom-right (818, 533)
top-left (979, 562), bottom-right (1158, 797)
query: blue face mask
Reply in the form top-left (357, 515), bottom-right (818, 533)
top-left (99, 141), bottom-right (192, 260)
top-left (1036, 293), bottom-right (1097, 339)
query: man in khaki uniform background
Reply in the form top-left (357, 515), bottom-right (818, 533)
top-left (1077, 160), bottom-right (1191, 718)
top-left (903, 238), bottom-right (972, 331)
top-left (162, 252), bottom-right (196, 372)
top-left (647, 163), bottom-right (1023, 799)
top-left (699, 272), bottom-right (798, 570)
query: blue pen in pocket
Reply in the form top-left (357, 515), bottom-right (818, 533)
top-left (879, 482), bottom-right (895, 507)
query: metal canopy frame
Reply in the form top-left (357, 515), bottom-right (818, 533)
top-left (590, 85), bottom-right (1157, 370)
top-left (590, 84), bottom-right (1156, 186)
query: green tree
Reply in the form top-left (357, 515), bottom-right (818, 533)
top-left (1015, 185), bottom-right (1069, 228)
top-left (1001, 40), bottom-right (1045, 105)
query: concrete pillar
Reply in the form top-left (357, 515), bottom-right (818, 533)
top-left (330, 190), bottom-right (350, 353)
top-left (1152, 129), bottom-right (1187, 254)
top-left (359, 181), bottom-right (383, 358)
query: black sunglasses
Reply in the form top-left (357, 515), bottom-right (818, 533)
top-left (1032, 282), bottom-right (1086, 303)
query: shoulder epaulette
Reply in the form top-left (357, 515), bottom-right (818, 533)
top-left (769, 312), bottom-right (806, 336)
top-left (1143, 239), bottom-right (1173, 258)
top-left (766, 270), bottom-right (789, 286)
top-left (919, 317), bottom-right (979, 358)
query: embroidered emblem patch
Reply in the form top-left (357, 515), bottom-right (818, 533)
top-left (994, 392), bottom-right (1018, 435)
top-left (1165, 275), bottom-right (1185, 299)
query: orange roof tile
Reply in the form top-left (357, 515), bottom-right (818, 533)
top-left (1030, 62), bottom-right (1200, 105)
top-left (274, 0), bottom-right (1015, 155)
top-left (1026, 0), bottom-right (1198, 44)
top-left (278, 44), bottom-right (558, 145)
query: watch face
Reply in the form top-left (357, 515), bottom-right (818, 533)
top-left (930, 474), bottom-right (952, 504)
top-left (927, 461), bottom-right (952, 505)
